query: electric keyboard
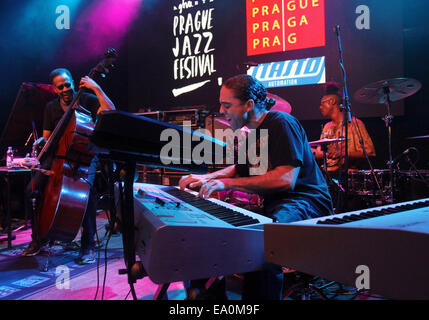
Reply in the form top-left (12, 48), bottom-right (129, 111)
top-left (90, 110), bottom-right (225, 173)
top-left (131, 183), bottom-right (272, 284)
top-left (264, 198), bottom-right (429, 299)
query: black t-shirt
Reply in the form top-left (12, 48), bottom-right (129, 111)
top-left (236, 111), bottom-right (333, 217)
top-left (43, 92), bottom-right (100, 131)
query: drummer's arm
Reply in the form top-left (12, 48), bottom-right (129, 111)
top-left (351, 120), bottom-right (376, 158)
top-left (312, 125), bottom-right (329, 160)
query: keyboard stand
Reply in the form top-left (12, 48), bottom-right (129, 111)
top-left (99, 154), bottom-right (139, 299)
top-left (100, 154), bottom-right (175, 300)
top-left (118, 159), bottom-right (138, 298)
top-left (153, 283), bottom-right (170, 300)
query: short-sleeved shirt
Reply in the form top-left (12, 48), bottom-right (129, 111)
top-left (320, 117), bottom-right (376, 172)
top-left (236, 111), bottom-right (333, 217)
top-left (43, 92), bottom-right (100, 132)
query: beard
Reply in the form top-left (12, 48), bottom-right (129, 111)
top-left (229, 114), bottom-right (248, 131)
top-left (60, 89), bottom-right (74, 105)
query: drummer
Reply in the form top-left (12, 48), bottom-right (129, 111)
top-left (312, 82), bottom-right (376, 172)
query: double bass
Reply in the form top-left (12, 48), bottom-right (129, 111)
top-left (34, 49), bottom-right (118, 242)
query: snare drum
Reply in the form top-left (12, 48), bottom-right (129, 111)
top-left (348, 169), bottom-right (391, 197)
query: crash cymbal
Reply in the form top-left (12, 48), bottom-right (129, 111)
top-left (308, 138), bottom-right (346, 147)
top-left (354, 78), bottom-right (421, 104)
top-left (406, 135), bottom-right (429, 140)
top-left (267, 92), bottom-right (292, 114)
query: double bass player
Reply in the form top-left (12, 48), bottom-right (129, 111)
top-left (22, 68), bottom-right (115, 265)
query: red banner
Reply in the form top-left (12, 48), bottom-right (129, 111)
top-left (247, 0), bottom-right (325, 56)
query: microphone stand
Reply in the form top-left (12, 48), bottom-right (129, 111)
top-left (334, 26), bottom-right (388, 207)
top-left (334, 25), bottom-right (351, 211)
top-left (382, 86), bottom-right (395, 203)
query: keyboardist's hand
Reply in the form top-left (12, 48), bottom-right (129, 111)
top-left (199, 179), bottom-right (230, 199)
top-left (179, 174), bottom-right (211, 190)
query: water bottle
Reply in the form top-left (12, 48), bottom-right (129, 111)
top-left (6, 146), bottom-right (14, 168)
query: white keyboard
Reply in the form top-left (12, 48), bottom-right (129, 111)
top-left (264, 197), bottom-right (429, 299)
top-left (131, 183), bottom-right (272, 284)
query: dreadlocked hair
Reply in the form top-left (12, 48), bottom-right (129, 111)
top-left (223, 74), bottom-right (269, 110)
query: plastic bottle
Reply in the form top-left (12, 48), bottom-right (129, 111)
top-left (6, 146), bottom-right (14, 168)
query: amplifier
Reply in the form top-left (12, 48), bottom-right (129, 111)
top-left (163, 109), bottom-right (198, 127)
top-left (204, 113), bottom-right (229, 137)
top-left (135, 111), bottom-right (163, 121)
top-left (136, 109), bottom-right (207, 128)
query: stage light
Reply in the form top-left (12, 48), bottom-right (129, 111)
top-left (58, 0), bottom-right (142, 64)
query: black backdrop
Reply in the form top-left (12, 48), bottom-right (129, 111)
top-left (127, 0), bottom-right (404, 120)
top-left (0, 0), bottom-right (428, 169)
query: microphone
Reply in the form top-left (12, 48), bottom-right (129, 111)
top-left (333, 25), bottom-right (340, 35)
top-left (237, 61), bottom-right (259, 71)
top-left (244, 61), bottom-right (259, 67)
top-left (390, 147), bottom-right (417, 166)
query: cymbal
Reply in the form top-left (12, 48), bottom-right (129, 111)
top-left (267, 92), bottom-right (292, 114)
top-left (354, 78), bottom-right (421, 104)
top-left (308, 138), bottom-right (346, 147)
top-left (406, 135), bottom-right (429, 140)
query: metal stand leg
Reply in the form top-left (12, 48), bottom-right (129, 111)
top-left (382, 87), bottom-right (395, 204)
top-left (41, 241), bottom-right (54, 272)
top-left (321, 145), bottom-right (345, 214)
top-left (6, 173), bottom-right (12, 249)
top-left (117, 160), bottom-right (140, 300)
top-left (153, 283), bottom-right (170, 300)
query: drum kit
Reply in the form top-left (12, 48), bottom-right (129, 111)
top-left (211, 77), bottom-right (427, 210)
top-left (310, 77), bottom-right (429, 210)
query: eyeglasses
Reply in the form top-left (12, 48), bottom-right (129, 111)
top-left (56, 82), bottom-right (72, 90)
top-left (321, 99), bottom-right (332, 104)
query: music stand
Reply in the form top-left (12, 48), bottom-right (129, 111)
top-left (0, 83), bottom-right (55, 247)
top-left (0, 82), bottom-right (56, 157)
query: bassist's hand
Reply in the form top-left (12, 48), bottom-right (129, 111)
top-left (79, 76), bottom-right (100, 92)
top-left (33, 137), bottom-right (46, 148)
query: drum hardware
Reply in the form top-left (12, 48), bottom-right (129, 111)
top-left (354, 78), bottom-right (422, 204)
top-left (309, 138), bottom-right (347, 213)
top-left (354, 78), bottom-right (422, 105)
top-left (332, 26), bottom-right (385, 211)
top-left (333, 24), bottom-right (353, 212)
top-left (308, 138), bottom-right (346, 181)
top-left (397, 170), bottom-right (429, 202)
top-left (309, 137), bottom-right (394, 209)
top-left (406, 135), bottom-right (429, 140)
top-left (348, 169), bottom-right (392, 197)
top-left (308, 138), bottom-right (347, 148)
top-left (394, 147), bottom-right (429, 197)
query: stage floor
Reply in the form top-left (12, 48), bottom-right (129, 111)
top-left (0, 212), bottom-right (381, 301)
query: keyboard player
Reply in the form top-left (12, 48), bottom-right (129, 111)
top-left (179, 74), bottom-right (333, 300)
